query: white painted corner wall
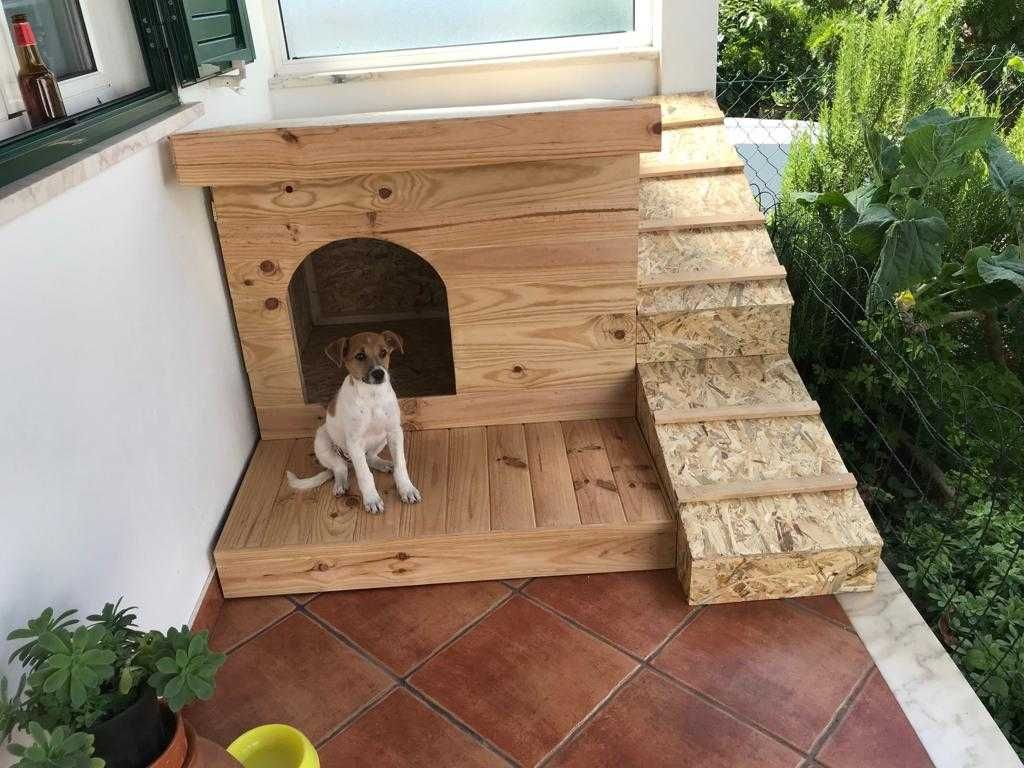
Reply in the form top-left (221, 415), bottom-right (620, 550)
top-left (0, 0), bottom-right (277, 724)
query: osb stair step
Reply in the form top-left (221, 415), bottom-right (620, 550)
top-left (639, 158), bottom-right (747, 179)
top-left (638, 357), bottom-right (814, 424)
top-left (640, 213), bottom-right (766, 233)
top-left (638, 265), bottom-right (787, 290)
top-left (635, 356), bottom-right (883, 604)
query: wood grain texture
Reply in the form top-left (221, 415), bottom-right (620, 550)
top-left (524, 422), bottom-right (581, 528)
top-left (638, 265), bottom-right (787, 289)
top-left (217, 522), bottom-right (675, 597)
top-left (639, 158), bottom-right (746, 179)
top-left (212, 155), bottom-right (638, 225)
top-left (214, 419), bottom-right (675, 596)
top-left (598, 418), bottom-right (673, 523)
top-left (653, 401), bottom-right (821, 425)
top-left (170, 101), bottom-right (660, 185)
top-left (218, 440), bottom-right (293, 549)
top-left (562, 420), bottom-right (627, 525)
top-left (673, 472), bottom-right (859, 504)
top-left (486, 424), bottom-right (537, 531)
top-left (639, 213), bottom-right (766, 233)
top-left (256, 383), bottom-right (636, 439)
top-left (446, 427), bottom-right (490, 534)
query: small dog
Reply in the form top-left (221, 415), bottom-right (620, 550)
top-left (286, 330), bottom-right (421, 514)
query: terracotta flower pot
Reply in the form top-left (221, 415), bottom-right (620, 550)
top-left (150, 705), bottom-right (188, 768)
top-left (183, 723), bottom-right (243, 768)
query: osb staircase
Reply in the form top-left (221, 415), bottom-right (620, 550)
top-left (634, 94), bottom-right (883, 604)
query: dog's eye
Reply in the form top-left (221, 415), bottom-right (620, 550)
top-left (355, 352), bottom-right (367, 361)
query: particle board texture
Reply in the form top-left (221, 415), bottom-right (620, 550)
top-left (214, 419), bottom-right (675, 596)
top-left (633, 93), bottom-right (882, 603)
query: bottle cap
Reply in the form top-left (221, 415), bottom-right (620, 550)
top-left (11, 15), bottom-right (36, 46)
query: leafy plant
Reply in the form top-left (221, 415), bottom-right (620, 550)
top-left (8, 724), bottom-right (103, 768)
top-left (2, 599), bottom-right (226, 765)
top-left (796, 109), bottom-right (1024, 315)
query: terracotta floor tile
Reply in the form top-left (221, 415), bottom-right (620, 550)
top-left (208, 596), bottom-right (294, 653)
top-left (503, 578), bottom-right (531, 588)
top-left (653, 600), bottom-right (872, 750)
top-left (548, 670), bottom-right (801, 768)
top-left (410, 596), bottom-right (637, 766)
top-left (309, 581), bottom-right (509, 675)
top-left (187, 613), bottom-right (392, 747)
top-left (525, 570), bottom-right (693, 656)
top-left (318, 688), bottom-right (505, 767)
top-left (290, 593), bottom-right (320, 604)
top-left (791, 596), bottom-right (853, 631)
top-left (818, 669), bottom-right (933, 768)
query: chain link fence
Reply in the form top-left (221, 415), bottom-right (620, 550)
top-left (716, 51), bottom-right (1024, 754)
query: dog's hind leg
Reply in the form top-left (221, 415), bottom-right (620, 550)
top-left (314, 428), bottom-right (350, 497)
top-left (366, 438), bottom-right (393, 473)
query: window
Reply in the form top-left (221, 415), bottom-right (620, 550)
top-left (272, 0), bottom-right (652, 74)
top-left (0, 0), bottom-right (255, 188)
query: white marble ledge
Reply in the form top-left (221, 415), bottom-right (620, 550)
top-left (839, 562), bottom-right (1022, 768)
top-left (0, 102), bottom-right (205, 227)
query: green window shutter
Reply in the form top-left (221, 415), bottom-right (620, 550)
top-left (162, 0), bottom-right (255, 86)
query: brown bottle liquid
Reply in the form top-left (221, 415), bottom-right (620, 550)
top-left (10, 14), bottom-right (66, 128)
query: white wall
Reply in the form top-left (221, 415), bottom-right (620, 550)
top-left (0, 0), bottom-right (276, 721)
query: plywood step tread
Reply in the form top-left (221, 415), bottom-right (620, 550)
top-left (215, 419), bottom-right (675, 597)
top-left (638, 276), bottom-right (793, 317)
top-left (640, 172), bottom-right (761, 223)
top-left (639, 93), bottom-right (724, 128)
top-left (639, 158), bottom-right (747, 179)
top-left (638, 265), bottom-right (787, 290)
top-left (638, 356), bottom-right (814, 423)
top-left (650, 415), bottom-right (851, 506)
top-left (640, 214), bottom-right (766, 233)
top-left (638, 227), bottom-right (783, 283)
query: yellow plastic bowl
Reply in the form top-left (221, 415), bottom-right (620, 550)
top-left (227, 724), bottom-right (320, 768)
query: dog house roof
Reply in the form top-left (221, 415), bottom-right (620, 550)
top-left (168, 99), bottom-right (662, 186)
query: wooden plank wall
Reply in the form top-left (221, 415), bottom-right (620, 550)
top-left (212, 154), bottom-right (642, 437)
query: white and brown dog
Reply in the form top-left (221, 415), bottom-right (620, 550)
top-left (286, 330), bottom-right (421, 514)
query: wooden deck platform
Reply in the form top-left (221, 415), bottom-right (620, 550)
top-left (215, 418), bottom-right (675, 597)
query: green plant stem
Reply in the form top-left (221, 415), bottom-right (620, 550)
top-left (910, 309), bottom-right (981, 333)
top-left (980, 310), bottom-right (1009, 367)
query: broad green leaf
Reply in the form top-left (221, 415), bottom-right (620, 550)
top-left (964, 646), bottom-right (990, 671)
top-left (42, 668), bottom-right (69, 694)
top-left (792, 190), bottom-right (853, 209)
top-left (36, 632), bottom-right (70, 656)
top-left (80, 649), bottom-right (116, 666)
top-left (976, 245), bottom-right (1024, 290)
top-left (847, 204), bottom-right (898, 255)
top-left (187, 675), bottom-right (214, 701)
top-left (867, 202), bottom-right (947, 313)
top-left (982, 138), bottom-right (1024, 198)
top-left (69, 678), bottom-right (87, 708)
top-left (156, 656), bottom-right (178, 674)
top-left (1008, 55), bottom-right (1024, 76)
top-left (163, 675), bottom-right (184, 704)
top-left (187, 633), bottom-right (207, 658)
top-left (893, 113), bottom-right (998, 193)
top-left (864, 126), bottom-right (900, 184)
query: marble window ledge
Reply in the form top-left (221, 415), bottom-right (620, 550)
top-left (0, 102), bottom-right (205, 227)
top-left (840, 562), bottom-right (1022, 768)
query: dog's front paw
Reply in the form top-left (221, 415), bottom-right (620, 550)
top-left (398, 484), bottom-right (422, 504)
top-left (363, 494), bottom-right (385, 514)
top-left (332, 478), bottom-right (349, 497)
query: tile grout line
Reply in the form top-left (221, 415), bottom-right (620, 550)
top-left (313, 683), bottom-right (397, 748)
top-left (644, 665), bottom-right (812, 758)
top-left (219, 603), bottom-right (301, 656)
top-left (401, 589), bottom-right (517, 678)
top-left (295, 603), bottom-right (520, 767)
top-left (535, 664), bottom-right (646, 768)
top-left (785, 598), bottom-right (856, 634)
top-left (805, 662), bottom-right (876, 759)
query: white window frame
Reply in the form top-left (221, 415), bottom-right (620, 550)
top-left (264, 0), bottom-right (656, 78)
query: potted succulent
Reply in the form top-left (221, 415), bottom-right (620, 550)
top-left (0, 599), bottom-right (225, 768)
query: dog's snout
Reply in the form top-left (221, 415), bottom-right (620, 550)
top-left (370, 367), bottom-right (386, 383)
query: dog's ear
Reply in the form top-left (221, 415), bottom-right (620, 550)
top-left (382, 330), bottom-right (404, 355)
top-left (324, 337), bottom-right (348, 367)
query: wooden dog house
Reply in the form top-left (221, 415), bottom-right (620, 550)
top-left (171, 96), bottom-right (883, 603)
top-left (171, 101), bottom-right (678, 596)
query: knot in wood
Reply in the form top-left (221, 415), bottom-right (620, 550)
top-left (264, 297), bottom-right (280, 310)
top-left (613, 329), bottom-right (626, 340)
top-left (396, 552), bottom-right (410, 561)
top-left (377, 186), bottom-right (393, 199)
top-left (259, 259), bottom-right (277, 274)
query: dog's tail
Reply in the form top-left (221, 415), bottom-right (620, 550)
top-left (286, 469), bottom-right (332, 491)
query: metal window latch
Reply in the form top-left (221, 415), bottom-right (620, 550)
top-left (208, 59), bottom-right (247, 91)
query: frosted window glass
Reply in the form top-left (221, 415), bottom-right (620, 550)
top-left (280, 0), bottom-right (634, 59)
